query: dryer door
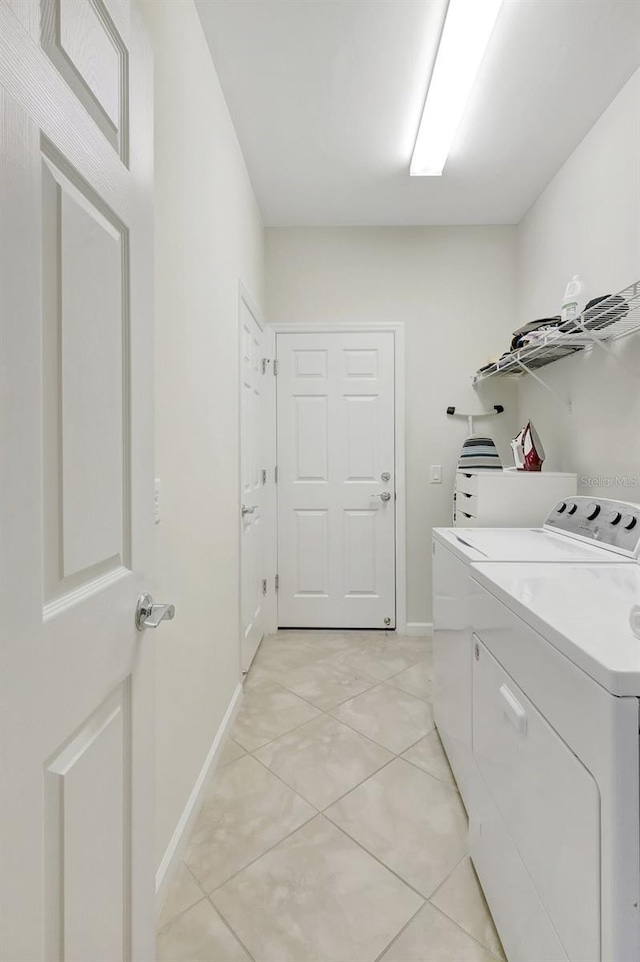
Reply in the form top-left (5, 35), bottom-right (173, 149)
top-left (473, 637), bottom-right (600, 962)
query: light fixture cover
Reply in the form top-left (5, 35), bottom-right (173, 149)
top-left (410, 0), bottom-right (504, 176)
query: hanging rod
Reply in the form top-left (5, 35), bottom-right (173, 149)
top-left (446, 405), bottom-right (505, 436)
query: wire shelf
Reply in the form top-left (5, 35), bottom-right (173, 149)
top-left (473, 279), bottom-right (640, 384)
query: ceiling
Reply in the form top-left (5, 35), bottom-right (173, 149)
top-left (195, 0), bottom-right (640, 226)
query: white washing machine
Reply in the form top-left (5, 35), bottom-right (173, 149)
top-left (469, 556), bottom-right (640, 962)
top-left (432, 497), bottom-right (640, 809)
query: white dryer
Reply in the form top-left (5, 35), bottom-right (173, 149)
top-left (432, 497), bottom-right (640, 809)
top-left (469, 556), bottom-right (640, 962)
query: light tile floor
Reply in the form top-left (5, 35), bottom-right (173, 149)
top-left (157, 630), bottom-right (505, 962)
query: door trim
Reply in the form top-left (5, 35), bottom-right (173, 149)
top-left (237, 282), bottom-right (277, 675)
top-left (270, 322), bottom-right (407, 634)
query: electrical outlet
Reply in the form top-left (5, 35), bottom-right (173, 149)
top-left (430, 465), bottom-right (442, 484)
top-left (154, 478), bottom-right (161, 524)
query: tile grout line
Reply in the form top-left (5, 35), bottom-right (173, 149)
top-left (202, 810), bottom-right (321, 900)
top-left (399, 750), bottom-right (461, 790)
top-left (249, 750), bottom-right (323, 814)
top-left (324, 811), bottom-right (448, 906)
top-left (325, 700), bottom-right (436, 755)
top-left (259, 639), bottom-right (430, 690)
top-left (241, 661), bottom-right (432, 757)
top-left (155, 854), bottom-right (257, 958)
top-left (426, 853), bottom-right (507, 961)
top-left (201, 751), bottom-right (430, 903)
top-left (371, 898), bottom-right (426, 962)
top-left (425, 900), bottom-right (505, 962)
top-left (257, 655), bottom-right (385, 709)
top-left (205, 894), bottom-right (258, 962)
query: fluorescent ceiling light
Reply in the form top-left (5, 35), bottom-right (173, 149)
top-left (410, 0), bottom-right (504, 176)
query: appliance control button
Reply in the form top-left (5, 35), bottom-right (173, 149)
top-left (566, 502), bottom-right (578, 515)
top-left (586, 503), bottom-right (601, 520)
top-left (622, 514), bottom-right (637, 531)
top-left (606, 510), bottom-right (622, 525)
top-left (556, 501), bottom-right (567, 513)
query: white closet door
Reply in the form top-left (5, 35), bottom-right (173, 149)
top-left (240, 298), bottom-right (268, 670)
top-left (277, 332), bottom-right (396, 629)
top-left (0, 2), bottom-right (155, 959)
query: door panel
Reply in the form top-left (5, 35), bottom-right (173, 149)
top-left (42, 149), bottom-right (127, 585)
top-left (294, 395), bottom-right (328, 480)
top-left (40, 0), bottom-right (129, 157)
top-left (0, 3), bottom-right (154, 959)
top-left (45, 685), bottom-right (129, 962)
top-left (277, 332), bottom-right (395, 628)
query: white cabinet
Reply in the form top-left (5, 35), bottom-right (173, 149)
top-left (454, 470), bottom-right (577, 527)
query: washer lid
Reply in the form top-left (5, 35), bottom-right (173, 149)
top-left (433, 527), bottom-right (628, 563)
top-left (472, 562), bottom-right (640, 696)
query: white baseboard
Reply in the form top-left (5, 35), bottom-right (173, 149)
top-left (155, 681), bottom-right (243, 913)
top-left (404, 622), bottom-right (433, 637)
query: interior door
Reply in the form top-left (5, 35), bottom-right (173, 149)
top-left (277, 331), bottom-right (396, 629)
top-left (240, 295), bottom-right (269, 671)
top-left (0, 3), bottom-right (155, 960)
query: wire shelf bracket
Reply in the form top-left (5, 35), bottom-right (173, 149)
top-left (511, 357), bottom-right (572, 410)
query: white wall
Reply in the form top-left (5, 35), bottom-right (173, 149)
top-left (266, 227), bottom-right (518, 626)
top-left (139, 0), bottom-right (265, 870)
top-left (516, 70), bottom-right (640, 500)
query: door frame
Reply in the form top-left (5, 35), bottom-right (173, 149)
top-left (237, 281), bottom-right (277, 674)
top-left (270, 322), bottom-right (407, 635)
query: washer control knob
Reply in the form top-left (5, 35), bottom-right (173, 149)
top-left (586, 503), bottom-right (601, 520)
top-left (622, 514), bottom-right (638, 531)
top-left (606, 510), bottom-right (622, 525)
top-left (556, 501), bottom-right (567, 513)
top-left (566, 502), bottom-right (578, 515)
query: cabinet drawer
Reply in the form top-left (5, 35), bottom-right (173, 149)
top-left (456, 491), bottom-right (478, 516)
top-left (456, 472), bottom-right (479, 496)
top-left (455, 510), bottom-right (479, 527)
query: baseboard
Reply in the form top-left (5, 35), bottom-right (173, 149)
top-left (404, 622), bottom-right (433, 637)
top-left (155, 681), bottom-right (243, 913)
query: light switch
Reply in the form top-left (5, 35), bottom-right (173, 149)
top-left (430, 465), bottom-right (442, 484)
top-left (154, 478), bottom-right (161, 524)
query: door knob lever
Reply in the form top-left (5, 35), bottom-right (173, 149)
top-left (372, 491), bottom-right (392, 502)
top-left (242, 504), bottom-right (258, 517)
top-left (135, 593), bottom-right (176, 631)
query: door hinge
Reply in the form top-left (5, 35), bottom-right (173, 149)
top-left (274, 465), bottom-right (278, 484)
top-left (262, 579), bottom-right (267, 596)
top-left (261, 469), bottom-right (267, 486)
top-left (273, 359), bottom-right (278, 376)
top-left (275, 574), bottom-right (279, 593)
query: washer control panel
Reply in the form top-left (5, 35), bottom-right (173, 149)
top-left (544, 497), bottom-right (640, 557)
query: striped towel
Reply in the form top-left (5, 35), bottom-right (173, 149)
top-left (457, 436), bottom-right (502, 471)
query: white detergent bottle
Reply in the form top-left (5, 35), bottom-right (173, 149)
top-left (561, 274), bottom-right (585, 323)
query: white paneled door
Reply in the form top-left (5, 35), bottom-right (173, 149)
top-left (240, 297), bottom-right (272, 671)
top-left (1, 3), bottom-right (155, 961)
top-left (277, 332), bottom-right (396, 628)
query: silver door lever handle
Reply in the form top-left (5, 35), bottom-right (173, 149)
top-left (242, 504), bottom-right (258, 516)
top-left (135, 593), bottom-right (176, 631)
top-left (372, 491), bottom-right (392, 502)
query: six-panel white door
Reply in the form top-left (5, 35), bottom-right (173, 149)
top-left (277, 332), bottom-right (396, 628)
top-left (240, 297), bottom-right (268, 671)
top-left (0, 2), bottom-right (155, 959)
